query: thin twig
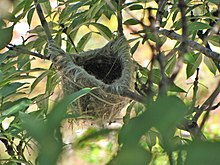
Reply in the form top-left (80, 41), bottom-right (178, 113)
top-left (159, 29), bottom-right (220, 63)
top-left (190, 68), bottom-right (199, 112)
top-left (171, 0), bottom-right (188, 80)
top-left (7, 45), bottom-right (49, 60)
top-left (61, 25), bottom-right (78, 53)
top-left (155, 0), bottom-right (167, 27)
top-left (117, 0), bottom-right (124, 37)
top-left (192, 81), bottom-right (220, 123)
top-left (177, 119), bottom-right (207, 141)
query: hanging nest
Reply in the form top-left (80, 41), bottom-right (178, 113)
top-left (48, 37), bottom-right (135, 122)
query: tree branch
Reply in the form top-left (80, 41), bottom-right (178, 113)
top-left (155, 0), bottom-right (167, 27)
top-left (192, 81), bottom-right (220, 123)
top-left (117, 0), bottom-right (124, 37)
top-left (34, 0), bottom-right (53, 41)
top-left (7, 45), bottom-right (49, 60)
top-left (159, 29), bottom-right (220, 63)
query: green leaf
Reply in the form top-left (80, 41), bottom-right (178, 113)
top-left (85, 1), bottom-right (105, 20)
top-left (45, 69), bottom-right (59, 94)
top-left (124, 19), bottom-right (140, 25)
top-left (2, 12), bottom-right (17, 22)
top-left (77, 32), bottom-right (92, 51)
top-left (41, 0), bottom-right (52, 15)
top-left (169, 83), bottom-right (186, 93)
top-left (130, 41), bottom-right (140, 55)
top-left (208, 35), bottom-right (220, 47)
top-left (184, 52), bottom-right (195, 64)
top-left (151, 69), bottom-right (161, 84)
top-left (185, 53), bottom-right (202, 78)
top-left (68, 16), bottom-right (87, 33)
top-left (47, 88), bottom-right (92, 129)
top-left (208, 0), bottom-right (219, 5)
top-left (31, 70), bottom-right (52, 93)
top-left (204, 56), bottom-right (217, 75)
top-left (90, 23), bottom-right (112, 40)
top-left (17, 54), bottom-right (30, 70)
top-left (188, 22), bottom-right (211, 33)
top-left (0, 25), bottom-right (14, 50)
top-left (109, 145), bottom-right (151, 165)
top-left (13, 1), bottom-right (26, 15)
top-left (66, 1), bottom-right (86, 13)
top-left (23, 0), bottom-right (33, 13)
top-left (129, 4), bottom-right (143, 10)
top-left (0, 82), bottom-right (27, 98)
top-left (165, 56), bottom-right (176, 76)
top-left (27, 8), bottom-right (35, 27)
top-left (2, 99), bottom-right (32, 116)
top-left (146, 130), bottom-right (157, 150)
top-left (185, 142), bottom-right (220, 164)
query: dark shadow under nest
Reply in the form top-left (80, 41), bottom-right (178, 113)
top-left (49, 37), bottom-right (135, 122)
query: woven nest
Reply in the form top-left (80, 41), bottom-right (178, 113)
top-left (49, 37), bottom-right (135, 121)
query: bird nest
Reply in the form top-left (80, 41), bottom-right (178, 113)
top-left (49, 37), bottom-right (135, 122)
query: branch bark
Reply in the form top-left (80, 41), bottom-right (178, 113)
top-left (159, 29), bottom-right (220, 63)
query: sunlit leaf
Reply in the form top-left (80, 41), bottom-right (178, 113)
top-left (90, 23), bottom-right (112, 40)
top-left (2, 99), bottom-right (32, 116)
top-left (0, 82), bottom-right (27, 98)
top-left (188, 22), bottom-right (211, 33)
top-left (31, 70), bottom-right (52, 92)
top-left (165, 55), bottom-right (176, 76)
top-left (185, 53), bottom-right (202, 78)
top-left (47, 88), bottom-right (92, 129)
top-left (204, 56), bottom-right (217, 75)
top-left (208, 35), bottom-right (220, 47)
top-left (169, 83), bottom-right (186, 93)
top-left (77, 32), bottom-right (92, 50)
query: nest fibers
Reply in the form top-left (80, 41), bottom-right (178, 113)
top-left (48, 37), bottom-right (135, 122)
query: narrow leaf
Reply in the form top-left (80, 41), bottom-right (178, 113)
top-left (188, 22), bottom-right (211, 33)
top-left (129, 4), bottom-right (143, 10)
top-left (90, 23), bottom-right (112, 40)
top-left (27, 8), bottom-right (35, 27)
top-left (2, 99), bottom-right (32, 116)
top-left (186, 54), bottom-right (202, 78)
top-left (30, 71), bottom-right (52, 92)
top-left (0, 25), bottom-right (14, 50)
top-left (47, 88), bottom-right (92, 128)
top-left (130, 41), bottom-right (140, 55)
top-left (77, 32), bottom-right (92, 50)
top-left (0, 82), bottom-right (27, 98)
top-left (208, 35), bottom-right (220, 47)
top-left (204, 56), bottom-right (217, 75)
top-left (124, 19), bottom-right (140, 25)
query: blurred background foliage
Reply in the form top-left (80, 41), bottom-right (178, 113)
top-left (0, 0), bottom-right (220, 164)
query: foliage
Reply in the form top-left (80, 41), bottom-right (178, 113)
top-left (0, 0), bottom-right (220, 165)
